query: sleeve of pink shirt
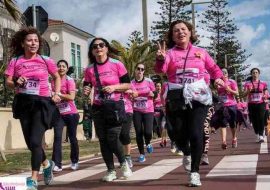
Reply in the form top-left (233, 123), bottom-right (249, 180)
top-left (117, 61), bottom-right (128, 77)
top-left (67, 78), bottom-right (76, 92)
top-left (45, 57), bottom-right (58, 75)
top-left (231, 80), bottom-right (238, 91)
top-left (203, 50), bottom-right (223, 80)
top-left (4, 58), bottom-right (16, 77)
top-left (84, 67), bottom-right (92, 83)
top-left (154, 50), bottom-right (171, 74)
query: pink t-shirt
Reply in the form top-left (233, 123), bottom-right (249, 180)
top-left (217, 79), bottom-right (238, 106)
top-left (154, 92), bottom-right (163, 117)
top-left (51, 75), bottom-right (78, 115)
top-left (124, 93), bottom-right (133, 114)
top-left (131, 78), bottom-right (155, 113)
top-left (244, 80), bottom-right (268, 104)
top-left (155, 43), bottom-right (223, 84)
top-left (5, 55), bottom-right (58, 97)
top-left (84, 58), bottom-right (128, 105)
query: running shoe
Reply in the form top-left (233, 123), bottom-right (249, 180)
top-left (175, 149), bottom-right (183, 156)
top-left (125, 156), bottom-right (133, 168)
top-left (71, 162), bottom-right (79, 170)
top-left (26, 177), bottom-right (38, 190)
top-left (121, 161), bottom-right (133, 179)
top-left (53, 165), bottom-right (62, 172)
top-left (182, 155), bottom-right (191, 172)
top-left (232, 139), bottom-right (238, 148)
top-left (163, 139), bottom-right (167, 147)
top-left (146, 144), bottom-right (153, 153)
top-left (170, 142), bottom-right (177, 153)
top-left (102, 170), bottom-right (117, 182)
top-left (160, 141), bottom-right (164, 148)
top-left (256, 134), bottom-right (260, 143)
top-left (200, 153), bottom-right (209, 165)
top-left (258, 135), bottom-right (264, 143)
top-left (189, 172), bottom-right (202, 187)
top-left (43, 160), bottom-right (55, 185)
top-left (221, 142), bottom-right (227, 150)
top-left (138, 154), bottom-right (146, 163)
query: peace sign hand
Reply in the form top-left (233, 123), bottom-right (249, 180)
top-left (156, 41), bottom-right (166, 61)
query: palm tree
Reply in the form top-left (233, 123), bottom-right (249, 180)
top-left (111, 40), bottom-right (156, 78)
top-left (0, 0), bottom-right (22, 22)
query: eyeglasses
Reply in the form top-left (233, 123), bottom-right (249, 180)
top-left (93, 42), bottom-right (106, 49)
top-left (136, 67), bottom-right (145, 71)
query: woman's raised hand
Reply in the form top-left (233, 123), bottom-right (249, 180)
top-left (156, 41), bottom-right (166, 61)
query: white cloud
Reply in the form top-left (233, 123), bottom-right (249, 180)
top-left (231, 0), bottom-right (270, 21)
top-left (236, 23), bottom-right (266, 48)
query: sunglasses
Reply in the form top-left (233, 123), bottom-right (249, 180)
top-left (93, 42), bottom-right (106, 49)
top-left (136, 67), bottom-right (145, 71)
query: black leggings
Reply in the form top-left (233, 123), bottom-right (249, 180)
top-left (92, 106), bottom-right (125, 171)
top-left (166, 102), bottom-right (208, 173)
top-left (19, 107), bottom-right (47, 171)
top-left (133, 111), bottom-right (154, 155)
top-left (203, 106), bottom-right (214, 154)
top-left (248, 103), bottom-right (265, 136)
top-left (120, 113), bottom-right (133, 145)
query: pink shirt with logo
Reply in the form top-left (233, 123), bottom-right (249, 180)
top-left (5, 55), bottom-right (58, 97)
top-left (124, 93), bottom-right (133, 114)
top-left (154, 92), bottom-right (164, 117)
top-left (217, 79), bottom-right (238, 106)
top-left (84, 58), bottom-right (128, 105)
top-left (131, 78), bottom-right (155, 113)
top-left (244, 80), bottom-right (268, 104)
top-left (51, 75), bottom-right (78, 115)
top-left (155, 43), bottom-right (223, 84)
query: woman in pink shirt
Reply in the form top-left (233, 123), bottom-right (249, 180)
top-left (5, 27), bottom-right (61, 189)
top-left (243, 68), bottom-right (268, 143)
top-left (216, 68), bottom-right (239, 149)
top-left (131, 63), bottom-right (155, 163)
top-left (51, 60), bottom-right (80, 172)
top-left (155, 20), bottom-right (224, 187)
top-left (83, 37), bottom-right (132, 182)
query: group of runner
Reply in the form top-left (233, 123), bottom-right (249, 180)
top-left (4, 19), bottom-right (269, 190)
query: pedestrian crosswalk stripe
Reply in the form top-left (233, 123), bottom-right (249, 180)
top-left (207, 154), bottom-right (258, 177)
top-left (256, 175), bottom-right (270, 190)
top-left (116, 158), bottom-right (181, 181)
top-left (260, 137), bottom-right (268, 154)
top-left (52, 163), bottom-right (108, 184)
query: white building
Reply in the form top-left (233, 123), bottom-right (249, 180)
top-left (43, 19), bottom-right (94, 79)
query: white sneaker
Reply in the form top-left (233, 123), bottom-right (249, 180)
top-left (259, 135), bottom-right (264, 143)
top-left (175, 149), bottom-right (183, 156)
top-left (189, 172), bottom-right (202, 187)
top-left (102, 170), bottom-right (117, 182)
top-left (256, 134), bottom-right (260, 143)
top-left (53, 165), bottom-right (62, 172)
top-left (200, 153), bottom-right (209, 165)
top-left (121, 161), bottom-right (133, 179)
top-left (71, 163), bottom-right (79, 170)
top-left (183, 155), bottom-right (191, 172)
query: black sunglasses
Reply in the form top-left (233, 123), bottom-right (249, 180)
top-left (93, 42), bottom-right (106, 49)
top-left (136, 67), bottom-right (145, 71)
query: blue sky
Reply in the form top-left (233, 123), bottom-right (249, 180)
top-left (16, 0), bottom-right (270, 85)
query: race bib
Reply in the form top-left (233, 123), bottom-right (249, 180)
top-left (18, 79), bottom-right (40, 95)
top-left (176, 68), bottom-right (199, 84)
top-left (134, 97), bottom-right (148, 110)
top-left (94, 92), bottom-right (115, 101)
top-left (57, 102), bottom-right (71, 113)
top-left (250, 93), bottom-right (262, 102)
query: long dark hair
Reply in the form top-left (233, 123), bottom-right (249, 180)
top-left (167, 20), bottom-right (198, 49)
top-left (87, 37), bottom-right (119, 64)
top-left (9, 26), bottom-right (43, 57)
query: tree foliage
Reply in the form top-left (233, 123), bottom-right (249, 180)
top-left (199, 0), bottom-right (250, 82)
top-left (151, 0), bottom-right (192, 41)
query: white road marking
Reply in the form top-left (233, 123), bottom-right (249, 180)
top-left (256, 175), bottom-right (270, 190)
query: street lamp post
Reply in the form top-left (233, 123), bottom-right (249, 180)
top-left (224, 53), bottom-right (234, 68)
top-left (142, 0), bottom-right (148, 42)
top-left (191, 0), bottom-right (213, 29)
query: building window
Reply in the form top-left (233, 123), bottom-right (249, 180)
top-left (70, 43), bottom-right (82, 78)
